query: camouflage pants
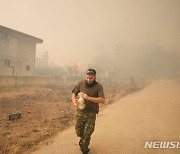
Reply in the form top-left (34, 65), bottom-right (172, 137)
top-left (75, 111), bottom-right (96, 153)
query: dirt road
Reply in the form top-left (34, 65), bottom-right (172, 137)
top-left (31, 79), bottom-right (180, 154)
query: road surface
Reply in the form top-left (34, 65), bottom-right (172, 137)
top-left (31, 79), bottom-right (180, 154)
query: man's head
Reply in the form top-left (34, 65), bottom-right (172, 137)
top-left (85, 69), bottom-right (96, 85)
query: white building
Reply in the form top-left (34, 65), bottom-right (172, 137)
top-left (0, 25), bottom-right (43, 76)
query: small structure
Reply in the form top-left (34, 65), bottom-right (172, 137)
top-left (0, 25), bottom-right (43, 76)
top-left (35, 51), bottom-right (49, 68)
top-left (9, 112), bottom-right (21, 121)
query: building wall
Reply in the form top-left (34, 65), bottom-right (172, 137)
top-left (17, 38), bottom-right (36, 76)
top-left (0, 59), bottom-right (16, 75)
top-left (0, 27), bottom-right (41, 76)
top-left (0, 30), bottom-right (9, 55)
top-left (0, 59), bottom-right (12, 75)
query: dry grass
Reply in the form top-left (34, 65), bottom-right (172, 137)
top-left (0, 85), bottom-right (75, 154)
top-left (0, 80), bottom-right (148, 154)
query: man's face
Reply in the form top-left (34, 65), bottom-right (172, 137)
top-left (86, 74), bottom-right (96, 84)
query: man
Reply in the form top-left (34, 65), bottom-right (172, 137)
top-left (72, 68), bottom-right (105, 154)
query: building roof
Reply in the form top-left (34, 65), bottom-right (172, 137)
top-left (0, 25), bottom-right (43, 43)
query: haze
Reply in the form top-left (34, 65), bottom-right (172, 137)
top-left (0, 0), bottom-right (180, 68)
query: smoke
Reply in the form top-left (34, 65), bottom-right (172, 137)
top-left (90, 42), bottom-right (180, 79)
top-left (0, 0), bottom-right (180, 74)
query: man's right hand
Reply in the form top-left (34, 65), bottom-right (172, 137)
top-left (72, 93), bottom-right (78, 111)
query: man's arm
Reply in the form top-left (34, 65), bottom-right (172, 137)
top-left (83, 93), bottom-right (105, 104)
top-left (72, 93), bottom-right (78, 109)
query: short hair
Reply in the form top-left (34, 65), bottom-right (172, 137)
top-left (86, 69), bottom-right (96, 75)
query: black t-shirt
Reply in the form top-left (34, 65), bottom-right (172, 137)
top-left (72, 80), bottom-right (105, 114)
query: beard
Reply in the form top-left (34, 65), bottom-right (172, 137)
top-left (85, 80), bottom-right (97, 87)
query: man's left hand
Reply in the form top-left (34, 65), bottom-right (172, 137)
top-left (83, 93), bottom-right (90, 100)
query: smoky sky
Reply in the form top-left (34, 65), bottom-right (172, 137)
top-left (0, 0), bottom-right (180, 67)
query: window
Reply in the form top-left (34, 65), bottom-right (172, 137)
top-left (0, 30), bottom-right (8, 39)
top-left (26, 65), bottom-right (30, 71)
top-left (4, 59), bottom-right (10, 66)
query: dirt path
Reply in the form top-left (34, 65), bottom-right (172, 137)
top-left (31, 79), bottom-right (180, 154)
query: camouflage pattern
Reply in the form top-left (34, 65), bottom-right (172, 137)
top-left (75, 111), bottom-right (96, 153)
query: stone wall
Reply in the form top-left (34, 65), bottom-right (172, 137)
top-left (0, 76), bottom-right (55, 88)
